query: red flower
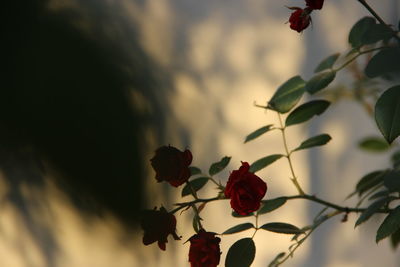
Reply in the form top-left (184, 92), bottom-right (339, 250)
top-left (188, 229), bottom-right (221, 267)
top-left (306, 0), bottom-right (324, 10)
top-left (141, 207), bottom-right (180, 250)
top-left (150, 145), bottom-right (193, 187)
top-left (288, 7), bottom-right (312, 33)
top-left (224, 162), bottom-right (267, 215)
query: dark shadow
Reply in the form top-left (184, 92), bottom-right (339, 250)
top-left (1, 1), bottom-right (173, 266)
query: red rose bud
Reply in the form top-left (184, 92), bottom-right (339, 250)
top-left (141, 207), bottom-right (180, 251)
top-left (150, 145), bottom-right (193, 187)
top-left (306, 0), bottom-right (324, 10)
top-left (288, 7), bottom-right (312, 33)
top-left (224, 162), bottom-right (267, 215)
top-left (188, 229), bottom-right (221, 267)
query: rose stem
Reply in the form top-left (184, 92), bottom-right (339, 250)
top-left (277, 112), bottom-right (305, 195)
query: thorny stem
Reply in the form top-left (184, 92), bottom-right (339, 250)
top-left (187, 182), bottom-right (203, 229)
top-left (170, 196), bottom-right (221, 214)
top-left (285, 194), bottom-right (392, 213)
top-left (170, 193), bottom-right (392, 217)
top-left (272, 192), bottom-right (393, 266)
top-left (169, 193), bottom-right (392, 264)
top-left (209, 176), bottom-right (224, 190)
top-left (170, 194), bottom-right (391, 217)
top-left (357, 0), bottom-right (400, 42)
top-left (277, 112), bottom-right (305, 195)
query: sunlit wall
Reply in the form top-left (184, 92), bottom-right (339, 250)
top-left (1, 0), bottom-right (400, 266)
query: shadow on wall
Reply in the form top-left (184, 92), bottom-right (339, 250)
top-left (0, 1), bottom-right (173, 266)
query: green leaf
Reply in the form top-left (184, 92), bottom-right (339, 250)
top-left (260, 222), bottom-right (303, 234)
top-left (355, 197), bottom-right (391, 227)
top-left (268, 76), bottom-right (306, 113)
top-left (293, 134), bottom-right (331, 152)
top-left (231, 211), bottom-right (254, 218)
top-left (383, 170), bottom-right (400, 192)
top-left (285, 100), bottom-right (330, 127)
top-left (390, 228), bottom-right (400, 249)
top-left (376, 206), bottom-right (400, 242)
top-left (391, 150), bottom-right (400, 168)
top-left (291, 226), bottom-right (310, 241)
top-left (192, 216), bottom-right (200, 233)
top-left (222, 223), bottom-right (255, 235)
top-left (368, 189), bottom-right (389, 200)
top-left (314, 53), bottom-right (340, 73)
top-left (249, 154), bottom-right (284, 173)
top-left (356, 170), bottom-right (385, 196)
top-left (305, 71), bottom-right (336, 95)
top-left (244, 124), bottom-right (274, 143)
top-left (258, 197), bottom-right (287, 215)
top-left (349, 17), bottom-right (376, 48)
top-left (358, 137), bottom-right (390, 152)
top-left (365, 48), bottom-right (400, 78)
top-left (375, 86), bottom-right (400, 144)
top-left (181, 177), bottom-right (209, 197)
top-left (209, 156), bottom-right (231, 176)
top-left (189, 166), bottom-right (202, 176)
top-left (362, 23), bottom-right (393, 45)
top-left (225, 238), bottom-right (256, 267)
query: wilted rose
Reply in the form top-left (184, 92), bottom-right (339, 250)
top-left (224, 162), bottom-right (267, 215)
top-left (150, 145), bottom-right (193, 187)
top-left (288, 7), bottom-right (312, 33)
top-left (306, 0), bottom-right (324, 10)
top-left (141, 207), bottom-right (180, 251)
top-left (188, 229), bottom-right (221, 267)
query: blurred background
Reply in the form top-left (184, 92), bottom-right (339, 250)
top-left (1, 0), bottom-right (400, 266)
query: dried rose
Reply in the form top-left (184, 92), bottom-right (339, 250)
top-left (150, 145), bottom-right (192, 187)
top-left (141, 207), bottom-right (180, 250)
top-left (188, 229), bottom-right (221, 267)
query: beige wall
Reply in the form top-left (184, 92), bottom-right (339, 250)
top-left (1, 0), bottom-right (400, 266)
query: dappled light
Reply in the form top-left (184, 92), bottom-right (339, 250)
top-left (1, 0), bottom-right (400, 266)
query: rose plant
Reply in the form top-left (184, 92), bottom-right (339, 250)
top-left (225, 162), bottom-right (267, 215)
top-left (141, 206), bottom-right (180, 250)
top-left (141, 0), bottom-right (400, 266)
top-left (188, 230), bottom-right (221, 267)
top-left (150, 145), bottom-right (193, 187)
top-left (286, 0), bottom-right (324, 32)
top-left (288, 7), bottom-right (312, 33)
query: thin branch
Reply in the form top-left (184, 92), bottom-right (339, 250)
top-left (274, 210), bottom-right (342, 266)
top-left (277, 112), bottom-right (305, 195)
top-left (334, 46), bottom-right (386, 72)
top-left (170, 196), bottom-right (222, 214)
top-left (285, 194), bottom-right (392, 213)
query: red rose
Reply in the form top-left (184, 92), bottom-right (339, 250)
top-left (306, 0), bottom-right (324, 10)
top-left (188, 229), bottom-right (221, 267)
top-left (224, 162), bottom-right (267, 215)
top-left (141, 207), bottom-right (180, 250)
top-left (288, 7), bottom-right (312, 33)
top-left (150, 145), bottom-right (193, 187)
